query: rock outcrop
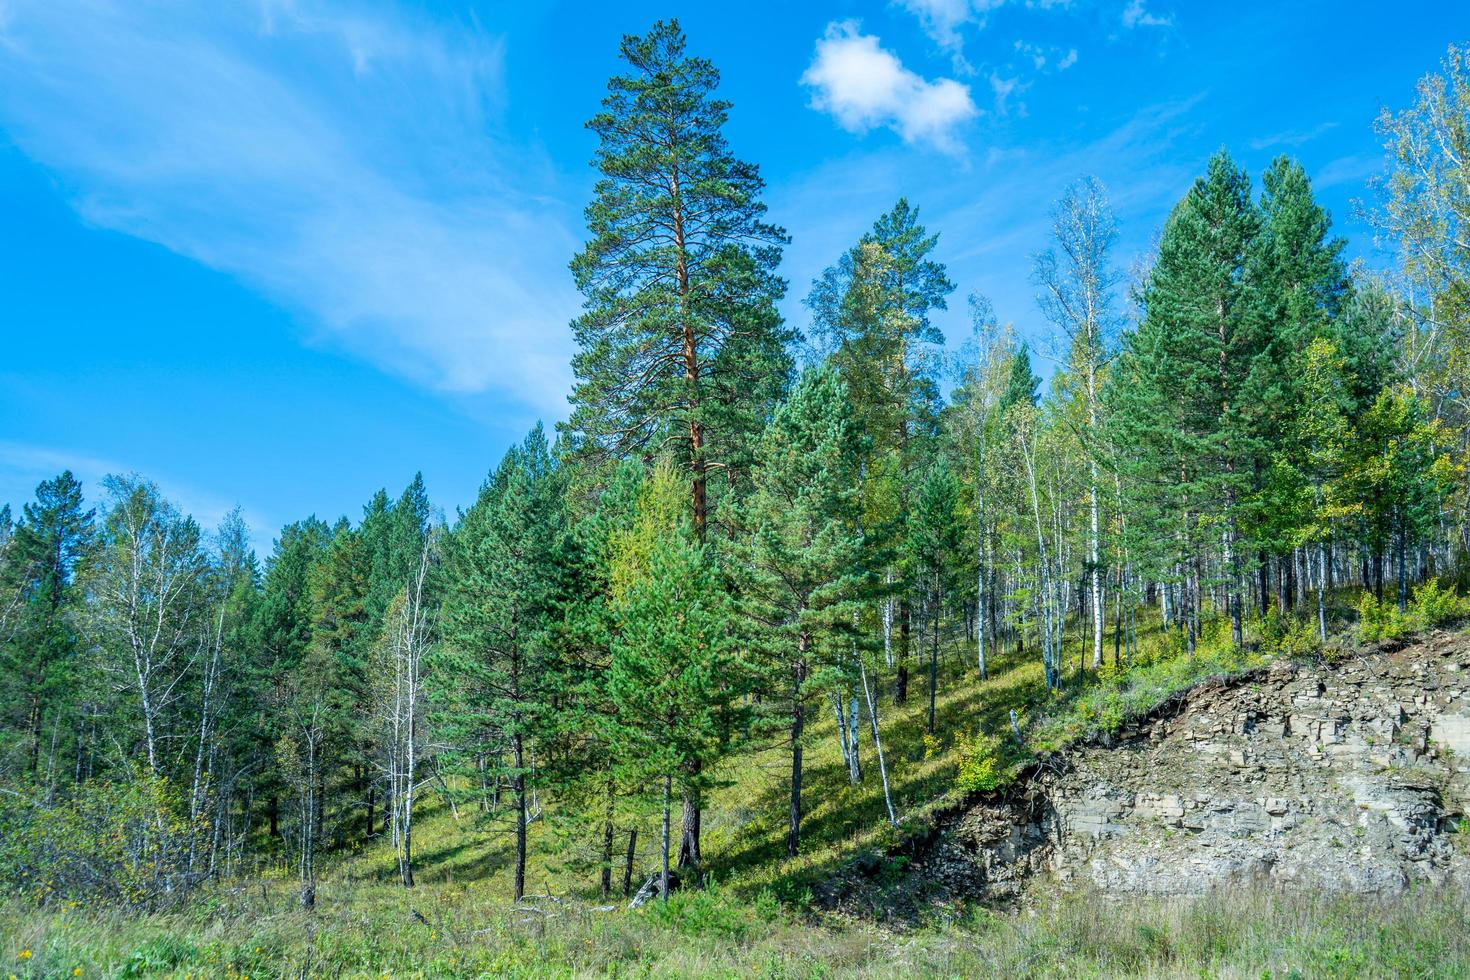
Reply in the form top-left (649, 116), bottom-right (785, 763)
top-left (918, 633), bottom-right (1470, 902)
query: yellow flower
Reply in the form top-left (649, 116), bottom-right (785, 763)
top-left (17, 951), bottom-right (30, 960)
top-left (73, 970), bottom-right (82, 977)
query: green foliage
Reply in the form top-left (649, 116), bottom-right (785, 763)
top-left (565, 18), bottom-right (791, 525)
top-left (1358, 580), bottom-right (1470, 641)
top-left (0, 770), bottom-right (208, 909)
top-left (1259, 609), bottom-right (1323, 657)
top-left (954, 730), bottom-right (1022, 793)
top-left (638, 882), bottom-right (781, 939)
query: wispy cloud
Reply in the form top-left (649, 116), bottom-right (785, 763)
top-left (772, 93), bottom-right (1208, 360)
top-left (894, 0), bottom-right (1003, 66)
top-left (0, 441), bottom-right (280, 557)
top-left (802, 21), bottom-right (978, 152)
top-left (1314, 153), bottom-right (1380, 191)
top-left (1014, 40), bottom-right (1079, 72)
top-left (895, 0), bottom-right (1074, 69)
top-left (990, 73), bottom-right (1028, 115)
top-left (1248, 121), bottom-right (1338, 151)
top-left (1121, 0), bottom-right (1173, 29)
top-left (0, 0), bottom-right (579, 416)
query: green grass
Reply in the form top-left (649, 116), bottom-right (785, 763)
top-left (3, 880), bottom-right (1466, 978)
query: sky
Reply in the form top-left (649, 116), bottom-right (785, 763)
top-left (1, 0), bottom-right (1465, 556)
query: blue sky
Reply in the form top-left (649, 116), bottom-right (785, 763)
top-left (0, 0), bottom-right (1464, 555)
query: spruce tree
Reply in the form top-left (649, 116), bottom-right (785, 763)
top-left (1129, 150), bottom-right (1263, 648)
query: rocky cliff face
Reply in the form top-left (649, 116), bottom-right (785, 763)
top-left (920, 633), bottom-right (1470, 903)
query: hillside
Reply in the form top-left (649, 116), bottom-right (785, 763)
top-left (7, 621), bottom-right (1470, 977)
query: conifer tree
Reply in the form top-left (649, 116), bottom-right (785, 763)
top-left (807, 200), bottom-right (954, 703)
top-left (604, 465), bottom-right (738, 896)
top-left (908, 460), bottom-right (963, 734)
top-left (566, 19), bottom-right (791, 542)
top-left (0, 471), bottom-right (93, 778)
top-left (733, 366), bottom-right (868, 857)
top-left (436, 425), bottom-right (565, 900)
top-left (1126, 150), bottom-right (1263, 648)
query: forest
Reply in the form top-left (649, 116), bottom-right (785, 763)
top-left (2, 18), bottom-right (1470, 977)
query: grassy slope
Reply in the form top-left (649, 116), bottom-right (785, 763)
top-left (7, 591), bottom-right (1469, 977)
top-left (382, 599), bottom-right (1272, 905)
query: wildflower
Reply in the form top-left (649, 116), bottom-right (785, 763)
top-left (73, 970), bottom-right (82, 977)
top-left (17, 950), bottom-right (31, 960)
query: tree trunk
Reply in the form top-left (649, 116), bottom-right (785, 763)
top-left (895, 598), bottom-right (910, 703)
top-left (623, 828), bottom-right (638, 898)
top-left (513, 732), bottom-right (526, 902)
top-left (788, 648), bottom-right (807, 859)
top-left (600, 783), bottom-right (615, 899)
top-left (676, 771), bottom-right (702, 884)
top-left (927, 582), bottom-right (941, 735)
top-left (859, 657), bottom-right (898, 828)
top-left (660, 775), bottom-right (672, 902)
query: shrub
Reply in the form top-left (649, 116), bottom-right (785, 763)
top-left (1408, 578), bottom-right (1470, 629)
top-left (1358, 581), bottom-right (1470, 642)
top-left (955, 731), bottom-right (1021, 793)
top-left (0, 767), bottom-right (209, 909)
top-left (1357, 592), bottom-right (1407, 642)
top-left (1260, 608), bottom-right (1322, 657)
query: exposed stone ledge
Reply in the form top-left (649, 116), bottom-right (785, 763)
top-left (918, 632), bottom-right (1470, 903)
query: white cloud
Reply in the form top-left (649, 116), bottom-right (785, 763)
top-left (1121, 0), bottom-right (1173, 29)
top-left (990, 73), bottom-right (1027, 115)
top-left (802, 21), bottom-right (978, 152)
top-left (895, 0), bottom-right (1004, 60)
top-left (895, 0), bottom-right (1073, 66)
top-left (0, 0), bottom-right (578, 416)
top-left (1014, 41), bottom-right (1079, 71)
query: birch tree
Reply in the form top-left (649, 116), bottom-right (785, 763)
top-left (85, 476), bottom-right (210, 779)
top-left (1034, 177), bottom-right (1120, 669)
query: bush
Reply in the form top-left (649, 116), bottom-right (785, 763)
top-left (0, 768), bottom-right (209, 909)
top-left (1259, 608), bottom-right (1322, 657)
top-left (1358, 581), bottom-right (1470, 642)
top-left (1408, 579), bottom-right (1470, 629)
top-left (955, 731), bottom-right (1022, 793)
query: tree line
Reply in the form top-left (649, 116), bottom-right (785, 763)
top-left (1, 21), bottom-right (1466, 909)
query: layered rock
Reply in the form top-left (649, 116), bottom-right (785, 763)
top-left (925, 633), bottom-right (1470, 900)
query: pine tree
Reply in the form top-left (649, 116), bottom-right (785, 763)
top-left (807, 199), bottom-right (954, 704)
top-left (436, 425), bottom-right (565, 900)
top-left (604, 465), bottom-right (739, 897)
top-left (733, 366), bottom-right (868, 857)
top-left (908, 460), bottom-right (963, 734)
top-left (0, 471), bottom-right (94, 779)
top-left (252, 518), bottom-right (331, 840)
top-left (565, 19), bottom-right (791, 543)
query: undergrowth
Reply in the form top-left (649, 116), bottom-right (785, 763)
top-left (3, 880), bottom-right (1465, 978)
